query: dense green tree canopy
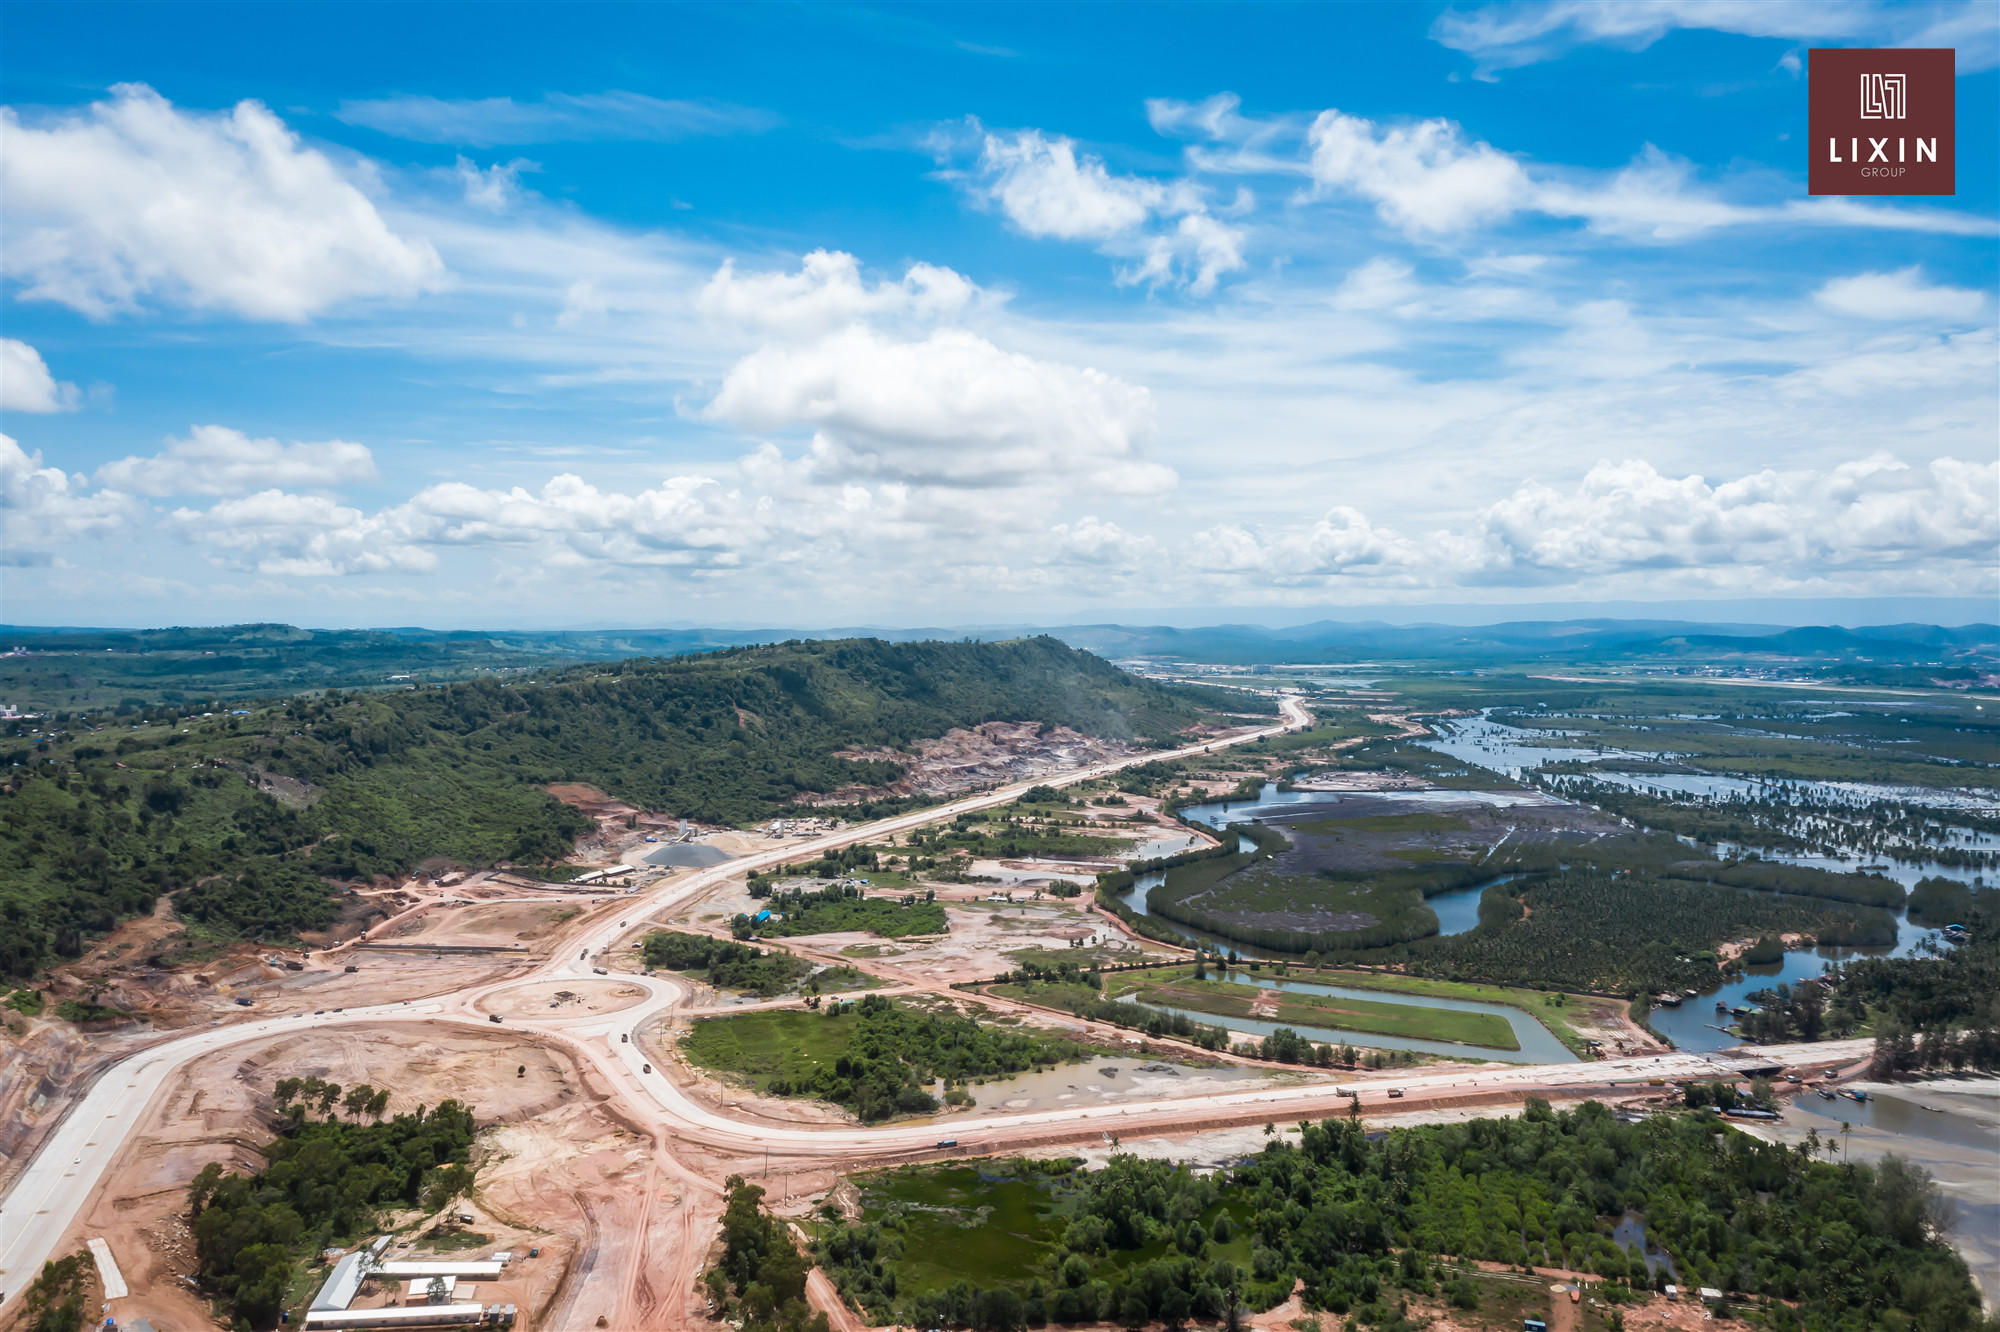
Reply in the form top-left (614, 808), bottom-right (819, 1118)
top-left (818, 1105), bottom-right (1984, 1332)
top-left (3, 636), bottom-right (1220, 975)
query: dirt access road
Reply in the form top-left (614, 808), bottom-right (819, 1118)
top-left (0, 697), bottom-right (1306, 1319)
top-left (11, 691), bottom-right (1863, 1329)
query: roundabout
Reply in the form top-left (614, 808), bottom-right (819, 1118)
top-left (475, 977), bottom-right (655, 1019)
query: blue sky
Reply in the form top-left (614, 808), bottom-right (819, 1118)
top-left (2, 1), bottom-right (1995, 629)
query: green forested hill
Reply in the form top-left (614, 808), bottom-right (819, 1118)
top-left (0, 621), bottom-right (773, 709)
top-left (1, 637), bottom-right (1225, 975)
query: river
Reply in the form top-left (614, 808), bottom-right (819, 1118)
top-left (1112, 865), bottom-right (1576, 1064)
top-left (1421, 711), bottom-right (2000, 821)
top-left (1114, 964), bottom-right (1577, 1064)
top-left (1749, 1080), bottom-right (2000, 1307)
top-left (1167, 777), bottom-right (1971, 1056)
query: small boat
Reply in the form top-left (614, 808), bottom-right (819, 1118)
top-left (1715, 1001), bottom-right (1729, 1012)
top-left (1816, 1089), bottom-right (1836, 1100)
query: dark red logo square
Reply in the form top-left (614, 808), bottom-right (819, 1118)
top-left (1809, 48), bottom-right (1955, 195)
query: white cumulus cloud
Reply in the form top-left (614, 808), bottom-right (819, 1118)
top-left (170, 490), bottom-right (436, 577)
top-left (0, 339), bottom-right (79, 413)
top-left (1470, 455), bottom-right (1998, 579)
top-left (391, 473), bottom-right (760, 568)
top-left (2, 83), bottom-right (445, 320)
top-left (978, 129), bottom-right (1165, 241)
top-left (706, 324), bottom-right (1172, 493)
top-left (1189, 506), bottom-right (1426, 579)
top-left (95, 424), bottom-right (379, 496)
top-left (1, 434), bottom-right (140, 560)
top-left (1047, 516), bottom-right (1159, 568)
top-left (1146, 93), bottom-right (1275, 147)
top-left (1181, 455), bottom-right (1996, 594)
top-left (1305, 109), bottom-right (1530, 234)
top-left (1130, 213), bottom-right (1248, 299)
top-left (454, 156), bottom-right (535, 211)
top-left (164, 463), bottom-right (934, 581)
top-left (1192, 102), bottom-right (1991, 242)
top-left (951, 123), bottom-right (1246, 294)
top-left (697, 250), bottom-right (978, 340)
top-left (1815, 267), bottom-right (1987, 321)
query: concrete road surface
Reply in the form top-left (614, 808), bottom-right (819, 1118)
top-left (9, 694), bottom-right (1857, 1322)
top-left (1, 698), bottom-right (1307, 1307)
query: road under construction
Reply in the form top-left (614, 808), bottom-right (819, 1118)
top-left (0, 692), bottom-right (1873, 1328)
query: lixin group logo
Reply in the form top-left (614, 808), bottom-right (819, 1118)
top-left (1858, 72), bottom-right (1906, 120)
top-left (1809, 48), bottom-right (1955, 195)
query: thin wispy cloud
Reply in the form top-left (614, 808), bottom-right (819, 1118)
top-left (1430, 0), bottom-right (2000, 78)
top-left (335, 90), bottom-right (779, 146)
top-left (2, 5), bottom-right (1992, 625)
top-left (1154, 97), bottom-right (1995, 242)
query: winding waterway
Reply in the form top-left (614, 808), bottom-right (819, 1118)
top-left (1139, 779), bottom-right (1973, 1056)
top-left (1116, 965), bottom-right (1576, 1065)
top-left (1422, 711), bottom-right (2000, 821)
top-left (1643, 908), bottom-right (1942, 1053)
top-left (1170, 778), bottom-right (1973, 1054)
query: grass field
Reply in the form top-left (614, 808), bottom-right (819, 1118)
top-left (852, 869), bottom-right (921, 891)
top-left (1005, 944), bottom-right (1131, 971)
top-left (679, 1008), bottom-right (856, 1093)
top-left (847, 1165), bottom-right (1065, 1294)
top-left (754, 896), bottom-right (949, 939)
top-left (1143, 821), bottom-right (1470, 954)
top-left (987, 978), bottom-right (1105, 1011)
top-left (1156, 857), bottom-right (1437, 935)
top-left (811, 965), bottom-right (881, 993)
top-left (833, 1163), bottom-right (1260, 1305)
top-left (1304, 813), bottom-right (1474, 834)
top-left (681, 998), bottom-right (1089, 1118)
top-left (1118, 967), bottom-right (1519, 1050)
top-left (1298, 967), bottom-right (1598, 1054)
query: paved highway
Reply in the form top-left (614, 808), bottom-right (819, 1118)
top-left (2, 690), bottom-right (1864, 1322)
top-left (0, 697), bottom-right (1306, 1307)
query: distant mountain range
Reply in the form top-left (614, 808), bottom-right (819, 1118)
top-left (2, 617), bottom-right (1994, 708)
top-left (1046, 618), bottom-right (2000, 664)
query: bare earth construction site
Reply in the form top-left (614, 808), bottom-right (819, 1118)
top-left (5, 656), bottom-right (1994, 1332)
